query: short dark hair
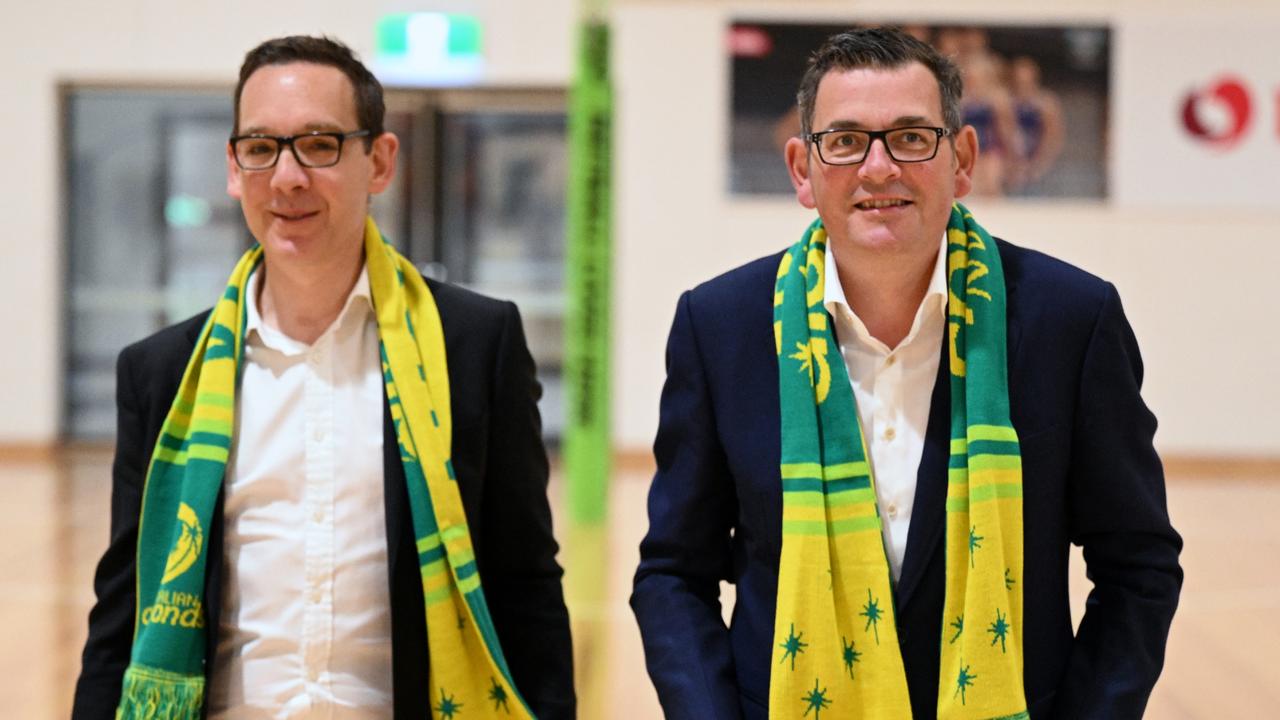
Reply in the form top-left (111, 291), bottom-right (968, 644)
top-left (233, 35), bottom-right (384, 149)
top-left (796, 27), bottom-right (963, 138)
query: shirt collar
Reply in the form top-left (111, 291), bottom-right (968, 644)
top-left (823, 233), bottom-right (949, 350)
top-left (245, 262), bottom-right (373, 355)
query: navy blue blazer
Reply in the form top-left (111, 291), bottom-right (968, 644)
top-left (73, 278), bottom-right (575, 720)
top-left (632, 239), bottom-right (1182, 719)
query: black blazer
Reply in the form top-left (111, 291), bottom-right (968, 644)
top-left (631, 240), bottom-right (1183, 719)
top-left (73, 278), bottom-right (575, 719)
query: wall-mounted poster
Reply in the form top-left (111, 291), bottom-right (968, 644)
top-left (729, 22), bottom-right (1111, 200)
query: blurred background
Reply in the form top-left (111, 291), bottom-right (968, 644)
top-left (2, 0), bottom-right (1278, 717)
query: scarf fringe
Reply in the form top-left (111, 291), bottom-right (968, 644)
top-left (116, 664), bottom-right (205, 720)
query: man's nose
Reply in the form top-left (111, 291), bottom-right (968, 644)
top-left (858, 138), bottom-right (901, 184)
top-left (269, 144), bottom-right (310, 191)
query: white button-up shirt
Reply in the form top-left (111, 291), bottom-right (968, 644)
top-left (207, 265), bottom-right (394, 719)
top-left (823, 237), bottom-right (948, 583)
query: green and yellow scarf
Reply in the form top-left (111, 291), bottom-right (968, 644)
top-left (117, 218), bottom-right (534, 719)
top-left (769, 203), bottom-right (1027, 719)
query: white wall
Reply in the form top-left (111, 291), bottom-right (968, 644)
top-left (3, 0), bottom-right (1278, 457)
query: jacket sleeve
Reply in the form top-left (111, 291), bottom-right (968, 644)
top-left (1054, 284), bottom-right (1184, 718)
top-left (479, 301), bottom-right (576, 720)
top-left (631, 291), bottom-right (744, 720)
top-left (72, 346), bottom-right (147, 719)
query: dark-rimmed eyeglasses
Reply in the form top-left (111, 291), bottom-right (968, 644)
top-left (808, 126), bottom-right (951, 165)
top-left (229, 130), bottom-right (371, 170)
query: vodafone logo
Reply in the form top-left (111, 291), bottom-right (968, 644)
top-left (1180, 76), bottom-right (1253, 147)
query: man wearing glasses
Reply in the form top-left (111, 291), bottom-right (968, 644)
top-left (74, 36), bottom-right (574, 719)
top-left (633, 27), bottom-right (1180, 719)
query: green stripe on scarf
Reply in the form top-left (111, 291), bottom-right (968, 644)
top-left (768, 204), bottom-right (1027, 719)
top-left (118, 218), bottom-right (536, 719)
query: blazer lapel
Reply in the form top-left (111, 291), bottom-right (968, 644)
top-left (893, 244), bottom-right (1023, 612)
top-left (382, 394), bottom-right (407, 577)
top-left (382, 371), bottom-right (434, 714)
top-left (894, 336), bottom-right (951, 611)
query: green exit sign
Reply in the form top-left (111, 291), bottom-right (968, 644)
top-left (374, 13), bottom-right (484, 86)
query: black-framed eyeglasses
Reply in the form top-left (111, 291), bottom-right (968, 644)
top-left (229, 130), bottom-right (371, 170)
top-left (808, 126), bottom-right (951, 165)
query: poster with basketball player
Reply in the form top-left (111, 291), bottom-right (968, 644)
top-left (728, 22), bottom-right (1110, 200)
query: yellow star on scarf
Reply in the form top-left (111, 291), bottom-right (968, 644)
top-left (790, 341), bottom-right (814, 383)
top-left (790, 340), bottom-right (832, 403)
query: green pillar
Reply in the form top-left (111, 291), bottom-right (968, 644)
top-left (563, 6), bottom-right (613, 526)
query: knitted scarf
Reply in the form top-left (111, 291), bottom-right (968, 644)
top-left (116, 218), bottom-right (533, 719)
top-left (768, 204), bottom-right (1027, 719)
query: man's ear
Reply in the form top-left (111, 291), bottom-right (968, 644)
top-left (367, 132), bottom-right (400, 195)
top-left (952, 125), bottom-right (978, 200)
top-left (785, 136), bottom-right (817, 209)
top-left (226, 143), bottom-right (242, 200)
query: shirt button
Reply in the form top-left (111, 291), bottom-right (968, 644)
top-left (887, 503), bottom-right (899, 519)
top-left (884, 427), bottom-right (897, 442)
top-left (309, 586), bottom-right (322, 603)
top-left (885, 355), bottom-right (896, 367)
top-left (312, 508), bottom-right (325, 523)
top-left (312, 427), bottom-right (325, 442)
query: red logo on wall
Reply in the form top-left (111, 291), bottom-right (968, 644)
top-left (1180, 76), bottom-right (1253, 147)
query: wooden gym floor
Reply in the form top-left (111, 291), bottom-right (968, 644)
top-left (3, 447), bottom-right (1276, 718)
